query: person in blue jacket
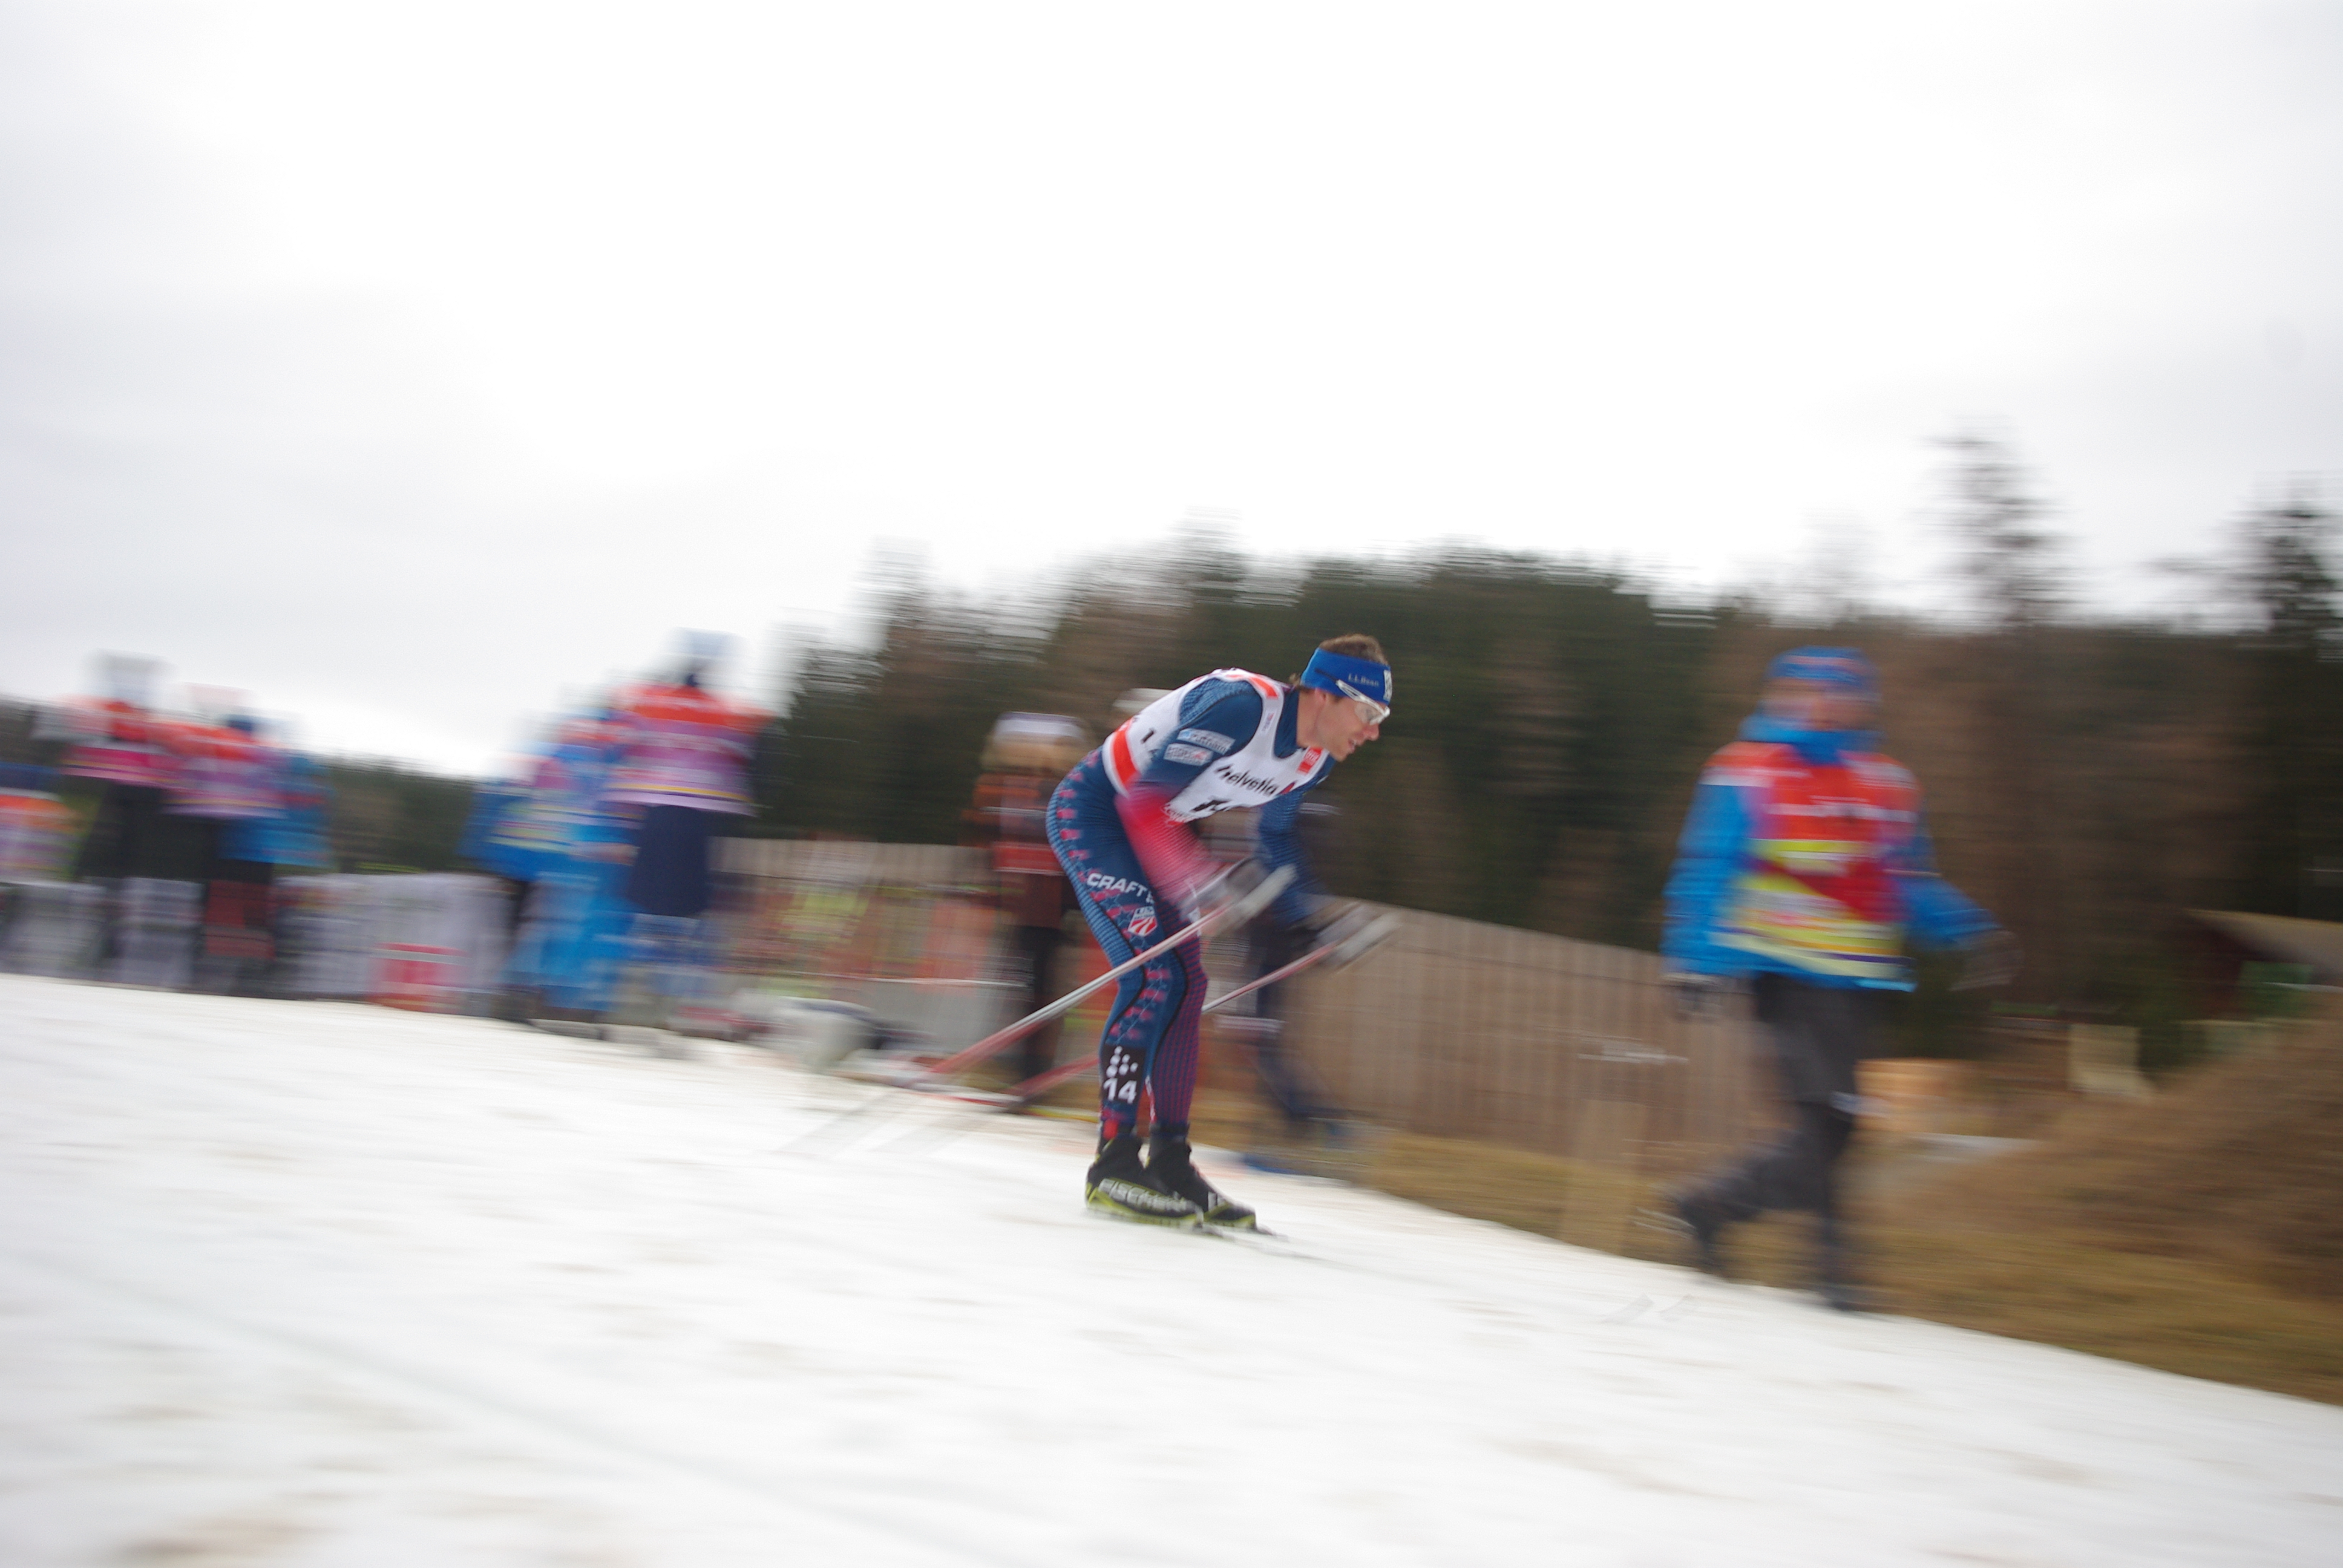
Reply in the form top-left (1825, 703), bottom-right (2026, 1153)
top-left (1662, 647), bottom-right (2016, 1308)
top-left (507, 714), bottom-right (639, 1021)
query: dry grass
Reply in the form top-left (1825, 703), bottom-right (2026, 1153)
top-left (1176, 1013), bottom-right (2343, 1407)
top-left (1860, 1224), bottom-right (2343, 1403)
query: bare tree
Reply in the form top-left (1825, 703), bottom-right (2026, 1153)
top-left (2236, 485), bottom-right (2343, 917)
top-left (1937, 430), bottom-right (2071, 995)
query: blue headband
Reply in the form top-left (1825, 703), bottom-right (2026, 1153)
top-left (1765, 646), bottom-right (1877, 698)
top-left (1300, 648), bottom-right (1394, 711)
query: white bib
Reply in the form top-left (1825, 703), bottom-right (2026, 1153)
top-left (1100, 669), bottom-right (1328, 823)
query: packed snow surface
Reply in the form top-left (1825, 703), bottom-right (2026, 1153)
top-left (3, 976), bottom-right (2339, 1567)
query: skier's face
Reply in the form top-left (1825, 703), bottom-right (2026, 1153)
top-left (1302, 689), bottom-right (1383, 759)
top-left (1763, 678), bottom-right (1874, 732)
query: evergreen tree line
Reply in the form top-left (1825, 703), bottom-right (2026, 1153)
top-left (5, 442), bottom-right (2335, 1057)
top-left (760, 442), bottom-right (2342, 1059)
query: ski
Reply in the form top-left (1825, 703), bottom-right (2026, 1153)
top-left (1193, 1219), bottom-right (1313, 1258)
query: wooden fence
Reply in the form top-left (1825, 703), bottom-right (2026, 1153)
top-left (1282, 904), bottom-right (1765, 1179)
top-left (716, 840), bottom-right (1011, 1047)
top-left (716, 839), bottom-right (1766, 1178)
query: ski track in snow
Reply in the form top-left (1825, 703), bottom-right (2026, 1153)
top-left (1, 975), bottom-right (2338, 1566)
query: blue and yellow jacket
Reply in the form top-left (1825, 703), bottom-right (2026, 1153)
top-left (1662, 713), bottom-right (1994, 990)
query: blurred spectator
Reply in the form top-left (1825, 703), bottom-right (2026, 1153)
top-left (1228, 797), bottom-right (1352, 1147)
top-left (168, 711), bottom-right (287, 995)
top-left (58, 656), bottom-right (196, 883)
top-left (0, 762), bottom-right (77, 964)
top-left (50, 658), bottom-right (208, 982)
top-left (222, 748), bottom-right (333, 873)
top-left (0, 762), bottom-right (74, 885)
top-left (606, 644), bottom-right (765, 920)
top-left (1662, 647), bottom-right (2015, 1310)
top-left (516, 713), bottom-right (639, 1019)
top-left (214, 745), bottom-right (333, 995)
top-left (457, 774), bottom-right (539, 965)
top-left (602, 638), bottom-right (768, 1023)
top-left (965, 713), bottom-right (1089, 1090)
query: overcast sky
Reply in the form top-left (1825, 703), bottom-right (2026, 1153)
top-left (2, 0), bottom-right (2338, 774)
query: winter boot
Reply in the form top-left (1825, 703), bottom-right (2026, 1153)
top-left (1664, 1184), bottom-right (1730, 1278)
top-left (1817, 1278), bottom-right (1870, 1314)
top-left (1085, 1131), bottom-right (1203, 1227)
top-left (1147, 1130), bottom-right (1258, 1231)
top-left (1815, 1215), bottom-right (1867, 1313)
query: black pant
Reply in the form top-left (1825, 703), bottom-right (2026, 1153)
top-left (1006, 921), bottom-right (1066, 1085)
top-left (1243, 918), bottom-right (1340, 1128)
top-left (76, 784), bottom-right (205, 882)
top-left (625, 805), bottom-right (715, 918)
top-left (1693, 973), bottom-right (1879, 1271)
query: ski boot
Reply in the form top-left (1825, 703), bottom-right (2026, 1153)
top-left (1147, 1130), bottom-right (1258, 1231)
top-left (1085, 1131), bottom-right (1204, 1227)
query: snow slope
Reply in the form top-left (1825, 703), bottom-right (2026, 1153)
top-left (2, 975), bottom-right (2338, 1567)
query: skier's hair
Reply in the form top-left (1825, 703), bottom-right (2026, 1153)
top-left (1291, 633), bottom-right (1388, 685)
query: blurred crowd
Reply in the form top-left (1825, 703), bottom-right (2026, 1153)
top-left (1, 642), bottom-right (1314, 1135)
top-left (3, 656), bottom-right (332, 992)
top-left (1, 642), bottom-right (770, 1028)
top-left (460, 635), bottom-right (767, 1026)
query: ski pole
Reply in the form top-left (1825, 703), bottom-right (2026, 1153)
top-left (855, 864), bottom-right (1294, 1093)
top-left (782, 866), bottom-right (1293, 1153)
top-left (955, 910), bottom-right (1404, 1111)
top-left (1198, 910), bottom-right (1402, 1018)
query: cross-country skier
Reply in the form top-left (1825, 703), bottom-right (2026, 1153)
top-left (1047, 635), bottom-right (1392, 1229)
top-left (1661, 647), bottom-right (2016, 1309)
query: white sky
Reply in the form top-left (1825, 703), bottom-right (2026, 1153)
top-left (2, 0), bottom-right (2338, 774)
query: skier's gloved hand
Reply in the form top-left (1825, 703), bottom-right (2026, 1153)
top-left (1185, 856), bottom-right (1270, 929)
top-left (1297, 895), bottom-right (1358, 938)
top-left (1305, 901), bottom-right (1403, 973)
top-left (1667, 971), bottom-right (1738, 1019)
top-left (1952, 929), bottom-right (2022, 991)
top-left (1303, 899), bottom-right (1374, 953)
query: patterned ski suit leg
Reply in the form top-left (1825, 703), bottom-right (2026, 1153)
top-left (1046, 767), bottom-right (1207, 1142)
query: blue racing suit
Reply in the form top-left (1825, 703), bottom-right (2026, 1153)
top-left (1047, 676), bottom-right (1329, 1141)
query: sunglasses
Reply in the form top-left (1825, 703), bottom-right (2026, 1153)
top-left (1339, 686), bottom-right (1390, 726)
